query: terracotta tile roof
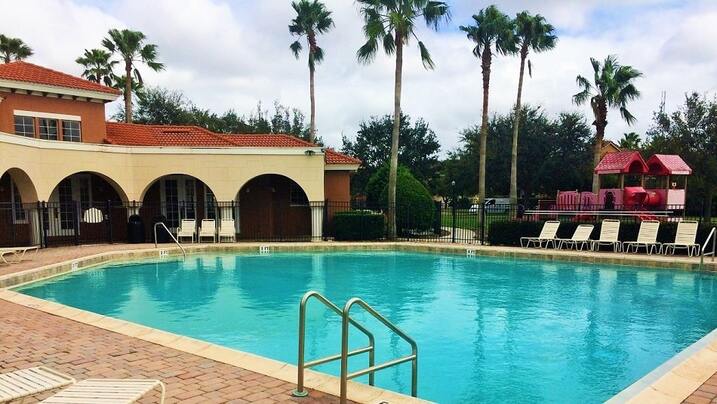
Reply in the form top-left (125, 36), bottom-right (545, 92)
top-left (595, 151), bottom-right (648, 174)
top-left (325, 148), bottom-right (361, 165)
top-left (0, 61), bottom-right (120, 95)
top-left (105, 122), bottom-right (360, 166)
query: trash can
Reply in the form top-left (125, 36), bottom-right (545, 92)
top-left (127, 215), bottom-right (145, 244)
top-left (152, 215), bottom-right (171, 243)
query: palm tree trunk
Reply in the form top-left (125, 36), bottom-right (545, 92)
top-left (592, 112), bottom-right (607, 194)
top-left (124, 60), bottom-right (133, 123)
top-left (387, 36), bottom-right (403, 241)
top-left (478, 47), bottom-right (492, 202)
top-left (510, 47), bottom-right (528, 205)
top-left (309, 64), bottom-right (316, 143)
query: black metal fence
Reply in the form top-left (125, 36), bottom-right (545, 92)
top-left (0, 200), bottom-right (703, 248)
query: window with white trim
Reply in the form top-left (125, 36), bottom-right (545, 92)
top-left (39, 118), bottom-right (58, 140)
top-left (13, 116), bottom-right (35, 137)
top-left (62, 120), bottom-right (81, 142)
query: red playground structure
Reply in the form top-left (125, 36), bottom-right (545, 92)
top-left (553, 151), bottom-right (692, 217)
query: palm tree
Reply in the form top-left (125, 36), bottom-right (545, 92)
top-left (102, 29), bottom-right (164, 123)
top-left (573, 55), bottom-right (642, 193)
top-left (75, 49), bottom-right (117, 86)
top-left (289, 0), bottom-right (334, 144)
top-left (460, 5), bottom-right (515, 203)
top-left (356, 0), bottom-right (450, 240)
top-left (0, 34), bottom-right (33, 63)
top-left (509, 12), bottom-right (556, 204)
top-left (619, 132), bottom-right (641, 150)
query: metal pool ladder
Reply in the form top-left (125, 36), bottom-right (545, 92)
top-left (700, 227), bottom-right (716, 270)
top-left (153, 222), bottom-right (186, 259)
top-left (292, 291), bottom-right (418, 403)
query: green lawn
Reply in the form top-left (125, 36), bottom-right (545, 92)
top-left (440, 209), bottom-right (512, 231)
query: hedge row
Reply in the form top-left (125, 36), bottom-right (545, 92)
top-left (487, 220), bottom-right (714, 247)
top-left (333, 211), bottom-right (385, 241)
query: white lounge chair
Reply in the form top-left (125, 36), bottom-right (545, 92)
top-left (623, 220), bottom-right (661, 255)
top-left (0, 366), bottom-right (75, 402)
top-left (42, 378), bottom-right (165, 404)
top-left (176, 219), bottom-right (196, 243)
top-left (0, 245), bottom-right (40, 265)
top-left (592, 219), bottom-right (621, 252)
top-left (557, 224), bottom-right (594, 251)
top-left (661, 220), bottom-right (700, 256)
top-left (198, 219), bottom-right (216, 243)
top-left (218, 219), bottom-right (236, 243)
top-left (520, 221), bottom-right (560, 248)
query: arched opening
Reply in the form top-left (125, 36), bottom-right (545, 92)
top-left (44, 172), bottom-right (130, 244)
top-left (140, 174), bottom-right (218, 233)
top-left (0, 168), bottom-right (39, 247)
top-left (236, 174), bottom-right (311, 240)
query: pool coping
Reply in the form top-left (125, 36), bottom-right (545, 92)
top-left (1, 241), bottom-right (716, 404)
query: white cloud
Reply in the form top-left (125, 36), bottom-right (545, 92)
top-left (3, 0), bottom-right (717, 155)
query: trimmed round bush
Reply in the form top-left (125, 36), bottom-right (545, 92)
top-left (366, 165), bottom-right (436, 232)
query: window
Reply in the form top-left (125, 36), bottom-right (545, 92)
top-left (58, 179), bottom-right (75, 230)
top-left (290, 183), bottom-right (309, 206)
top-left (10, 182), bottom-right (26, 223)
top-left (205, 186), bottom-right (216, 220)
top-left (164, 179), bottom-right (179, 228)
top-left (39, 118), bottom-right (58, 140)
top-left (62, 120), bottom-right (81, 142)
top-left (14, 116), bottom-right (35, 137)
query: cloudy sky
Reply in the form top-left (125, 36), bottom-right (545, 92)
top-left (4, 0), bottom-right (717, 154)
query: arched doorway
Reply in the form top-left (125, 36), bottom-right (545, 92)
top-left (140, 174), bottom-right (218, 234)
top-left (237, 174), bottom-right (311, 240)
top-left (44, 172), bottom-right (129, 245)
top-left (0, 168), bottom-right (39, 247)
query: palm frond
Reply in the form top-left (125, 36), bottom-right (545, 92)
top-left (357, 37), bottom-right (379, 64)
top-left (418, 41), bottom-right (434, 69)
top-left (620, 106), bottom-right (637, 126)
top-left (290, 40), bottom-right (302, 58)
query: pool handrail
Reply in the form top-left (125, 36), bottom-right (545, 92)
top-left (292, 291), bottom-right (375, 398)
top-left (340, 297), bottom-right (418, 403)
top-left (700, 227), bottom-right (716, 270)
top-left (153, 222), bottom-right (186, 260)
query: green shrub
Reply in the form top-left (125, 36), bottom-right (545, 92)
top-left (365, 165), bottom-right (435, 232)
top-left (488, 220), bottom-right (714, 247)
top-left (333, 211), bottom-right (385, 241)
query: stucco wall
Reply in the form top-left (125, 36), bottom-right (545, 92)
top-left (0, 92), bottom-right (108, 142)
top-left (0, 134), bottom-right (326, 203)
top-left (324, 171), bottom-right (352, 202)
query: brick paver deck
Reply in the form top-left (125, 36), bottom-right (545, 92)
top-left (0, 298), bottom-right (341, 403)
top-left (683, 373), bottom-right (717, 404)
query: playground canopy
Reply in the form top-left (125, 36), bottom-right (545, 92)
top-left (594, 151), bottom-right (648, 174)
top-left (595, 152), bottom-right (692, 176)
top-left (646, 154), bottom-right (693, 176)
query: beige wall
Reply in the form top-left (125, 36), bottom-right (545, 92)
top-left (0, 133), bottom-right (326, 203)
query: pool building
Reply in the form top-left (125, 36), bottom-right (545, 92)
top-left (0, 61), bottom-right (360, 247)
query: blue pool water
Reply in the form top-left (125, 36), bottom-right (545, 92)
top-left (17, 251), bottom-right (717, 403)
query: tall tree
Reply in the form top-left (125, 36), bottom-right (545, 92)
top-left (573, 55), bottom-right (642, 193)
top-left (0, 34), bottom-right (33, 63)
top-left (75, 48), bottom-right (117, 86)
top-left (460, 5), bottom-right (515, 202)
top-left (618, 132), bottom-right (641, 150)
top-left (509, 12), bottom-right (556, 204)
top-left (289, 0), bottom-right (334, 144)
top-left (102, 29), bottom-right (164, 123)
top-left (356, 0), bottom-right (450, 240)
top-left (341, 113), bottom-right (441, 194)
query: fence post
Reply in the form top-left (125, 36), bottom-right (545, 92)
top-left (480, 203), bottom-right (487, 245)
top-left (40, 201), bottom-right (48, 248)
top-left (451, 200), bottom-right (456, 244)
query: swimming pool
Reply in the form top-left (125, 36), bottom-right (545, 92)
top-left (16, 251), bottom-right (717, 403)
